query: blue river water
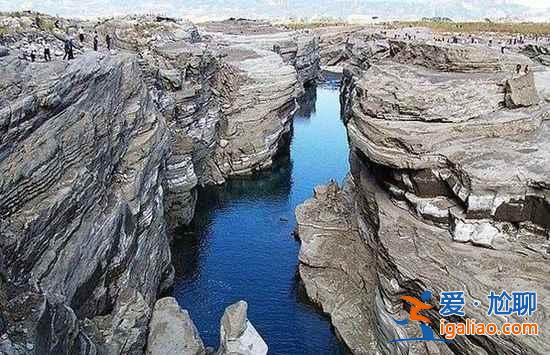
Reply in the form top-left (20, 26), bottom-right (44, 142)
top-left (171, 77), bottom-right (350, 354)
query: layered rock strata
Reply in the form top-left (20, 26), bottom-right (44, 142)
top-left (298, 39), bottom-right (550, 354)
top-left (0, 13), bottom-right (320, 355)
top-left (523, 43), bottom-right (550, 66)
top-left (0, 53), bottom-right (172, 354)
top-left (202, 27), bottom-right (321, 90)
top-left (296, 181), bottom-right (378, 354)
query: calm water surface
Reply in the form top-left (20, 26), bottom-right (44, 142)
top-left (172, 78), bottom-right (350, 354)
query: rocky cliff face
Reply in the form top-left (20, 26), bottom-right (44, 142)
top-left (297, 39), bottom-right (550, 354)
top-left (313, 26), bottom-right (381, 68)
top-left (195, 25), bottom-right (320, 177)
top-left (0, 13), bottom-right (320, 355)
top-left (203, 26), bottom-right (320, 90)
top-left (213, 47), bottom-right (297, 177)
top-left (0, 52), bottom-right (172, 354)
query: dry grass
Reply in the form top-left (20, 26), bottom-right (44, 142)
top-left (281, 20), bottom-right (352, 30)
top-left (390, 20), bottom-right (550, 36)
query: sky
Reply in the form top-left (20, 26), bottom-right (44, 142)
top-left (513, 0), bottom-right (547, 8)
top-left (0, 0), bottom-right (549, 21)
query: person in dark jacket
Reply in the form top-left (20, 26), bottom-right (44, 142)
top-left (44, 46), bottom-right (51, 61)
top-left (63, 40), bottom-right (70, 60)
top-left (106, 34), bottom-right (111, 50)
top-left (63, 39), bottom-right (74, 60)
top-left (68, 39), bottom-right (74, 60)
top-left (93, 32), bottom-right (99, 51)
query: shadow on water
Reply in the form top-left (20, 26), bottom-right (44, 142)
top-left (172, 77), bottom-right (350, 354)
top-left (171, 158), bottom-right (293, 283)
top-left (295, 85), bottom-right (317, 119)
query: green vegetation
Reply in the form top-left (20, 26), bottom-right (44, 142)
top-left (390, 20), bottom-right (550, 36)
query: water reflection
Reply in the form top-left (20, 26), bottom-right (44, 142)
top-left (172, 82), bottom-right (350, 354)
top-left (295, 85), bottom-right (317, 119)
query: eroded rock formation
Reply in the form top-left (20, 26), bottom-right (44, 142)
top-left (0, 12), bottom-right (319, 355)
top-left (217, 300), bottom-right (268, 355)
top-left (146, 297), bottom-right (205, 355)
top-left (1, 51), bottom-right (171, 354)
top-left (297, 38), bottom-right (550, 354)
top-left (296, 181), bottom-right (378, 354)
top-left (523, 43), bottom-right (550, 66)
top-left (146, 298), bottom-right (267, 355)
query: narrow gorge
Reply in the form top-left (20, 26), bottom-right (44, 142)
top-left (0, 14), bottom-right (327, 354)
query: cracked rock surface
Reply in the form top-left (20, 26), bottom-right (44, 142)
top-left (297, 37), bottom-right (550, 354)
top-left (0, 12), bottom-right (320, 355)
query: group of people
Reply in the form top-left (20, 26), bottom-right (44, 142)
top-left (28, 30), bottom-right (112, 63)
top-left (516, 64), bottom-right (529, 75)
top-left (385, 30), bottom-right (540, 77)
top-left (28, 42), bottom-right (51, 63)
top-left (399, 30), bottom-right (549, 51)
top-left (61, 31), bottom-right (112, 61)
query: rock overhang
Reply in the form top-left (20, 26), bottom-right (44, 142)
top-left (347, 40), bottom-right (550, 230)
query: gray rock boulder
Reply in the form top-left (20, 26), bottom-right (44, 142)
top-left (146, 297), bottom-right (205, 355)
top-left (505, 72), bottom-right (540, 108)
top-left (0, 46), bottom-right (9, 57)
top-left (523, 43), bottom-right (550, 66)
top-left (218, 301), bottom-right (268, 355)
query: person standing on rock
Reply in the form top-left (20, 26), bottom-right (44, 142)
top-left (30, 51), bottom-right (36, 62)
top-left (63, 39), bottom-right (70, 60)
top-left (516, 64), bottom-right (522, 74)
top-left (78, 30), bottom-right (85, 43)
top-left (63, 39), bottom-right (74, 60)
top-left (93, 32), bottom-right (99, 51)
top-left (106, 34), bottom-right (111, 51)
top-left (43, 45), bottom-right (51, 62)
top-left (68, 39), bottom-right (75, 60)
